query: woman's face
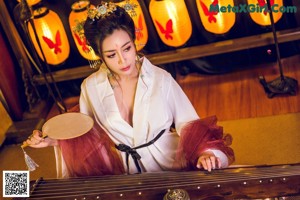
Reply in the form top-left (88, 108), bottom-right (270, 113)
top-left (101, 29), bottom-right (137, 77)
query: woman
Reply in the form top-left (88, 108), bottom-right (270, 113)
top-left (25, 3), bottom-right (234, 178)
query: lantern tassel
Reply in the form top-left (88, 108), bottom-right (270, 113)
top-left (21, 147), bottom-right (39, 171)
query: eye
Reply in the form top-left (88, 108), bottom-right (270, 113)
top-left (124, 45), bottom-right (131, 52)
top-left (106, 53), bottom-right (116, 58)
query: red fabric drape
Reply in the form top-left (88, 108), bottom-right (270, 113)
top-left (175, 116), bottom-right (235, 170)
top-left (58, 123), bottom-right (125, 177)
top-left (57, 105), bottom-right (124, 177)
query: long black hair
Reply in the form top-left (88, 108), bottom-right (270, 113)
top-left (84, 5), bottom-right (136, 60)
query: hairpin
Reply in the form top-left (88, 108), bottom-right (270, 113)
top-left (87, 2), bottom-right (117, 20)
top-left (122, 0), bottom-right (138, 17)
top-left (87, 0), bottom-right (138, 20)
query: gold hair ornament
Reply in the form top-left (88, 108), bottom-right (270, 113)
top-left (122, 0), bottom-right (138, 17)
top-left (87, 2), bottom-right (117, 20)
top-left (87, 0), bottom-right (138, 20)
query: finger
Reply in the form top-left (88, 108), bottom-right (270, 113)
top-left (197, 156), bottom-right (206, 169)
top-left (197, 156), bottom-right (213, 171)
top-left (32, 130), bottom-right (41, 136)
top-left (210, 156), bottom-right (216, 170)
top-left (27, 135), bottom-right (34, 144)
top-left (199, 157), bottom-right (210, 171)
top-left (32, 130), bottom-right (42, 139)
top-left (216, 157), bottom-right (222, 169)
top-left (22, 140), bottom-right (28, 148)
top-left (29, 137), bottom-right (39, 145)
top-left (38, 131), bottom-right (43, 137)
top-left (23, 133), bottom-right (43, 148)
top-left (22, 138), bottom-right (34, 148)
top-left (205, 157), bottom-right (212, 172)
top-left (30, 131), bottom-right (47, 145)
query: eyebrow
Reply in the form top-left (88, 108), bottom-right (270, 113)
top-left (103, 41), bottom-right (131, 53)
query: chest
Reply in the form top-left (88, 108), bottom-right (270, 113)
top-left (113, 78), bottom-right (138, 125)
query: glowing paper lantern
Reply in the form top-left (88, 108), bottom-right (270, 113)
top-left (69, 1), bottom-right (100, 61)
top-left (28, 7), bottom-right (70, 66)
top-left (247, 0), bottom-right (283, 26)
top-left (196, 0), bottom-right (235, 34)
top-left (149, 0), bottom-right (192, 47)
top-left (116, 0), bottom-right (148, 51)
top-left (17, 0), bottom-right (41, 6)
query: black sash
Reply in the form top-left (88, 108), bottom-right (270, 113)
top-left (115, 129), bottom-right (165, 174)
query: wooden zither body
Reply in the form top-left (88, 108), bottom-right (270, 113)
top-left (19, 164), bottom-right (300, 200)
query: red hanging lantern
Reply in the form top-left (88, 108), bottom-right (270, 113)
top-left (27, 7), bottom-right (70, 66)
top-left (196, 0), bottom-right (236, 35)
top-left (69, 1), bottom-right (100, 62)
top-left (149, 0), bottom-right (192, 47)
top-left (248, 0), bottom-right (283, 26)
top-left (116, 0), bottom-right (148, 51)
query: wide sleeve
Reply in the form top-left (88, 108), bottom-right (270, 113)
top-left (174, 116), bottom-right (235, 170)
top-left (166, 75), bottom-right (199, 133)
top-left (79, 79), bottom-right (93, 116)
top-left (165, 75), bottom-right (234, 170)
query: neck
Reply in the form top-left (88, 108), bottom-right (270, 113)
top-left (108, 62), bottom-right (141, 89)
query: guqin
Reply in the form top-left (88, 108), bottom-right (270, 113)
top-left (18, 163), bottom-right (300, 200)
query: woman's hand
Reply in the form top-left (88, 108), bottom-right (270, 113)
top-left (196, 151), bottom-right (221, 172)
top-left (23, 130), bottom-right (58, 148)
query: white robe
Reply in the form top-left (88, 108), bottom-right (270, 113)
top-left (55, 57), bottom-right (228, 177)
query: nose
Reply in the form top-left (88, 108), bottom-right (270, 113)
top-left (117, 52), bottom-right (125, 65)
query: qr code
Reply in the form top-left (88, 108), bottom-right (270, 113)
top-left (3, 170), bottom-right (29, 198)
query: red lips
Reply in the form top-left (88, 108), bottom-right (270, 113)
top-left (121, 66), bottom-right (130, 71)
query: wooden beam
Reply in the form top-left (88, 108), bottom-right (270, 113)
top-left (147, 28), bottom-right (300, 65)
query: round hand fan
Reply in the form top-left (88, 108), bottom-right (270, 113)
top-left (42, 112), bottom-right (94, 139)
